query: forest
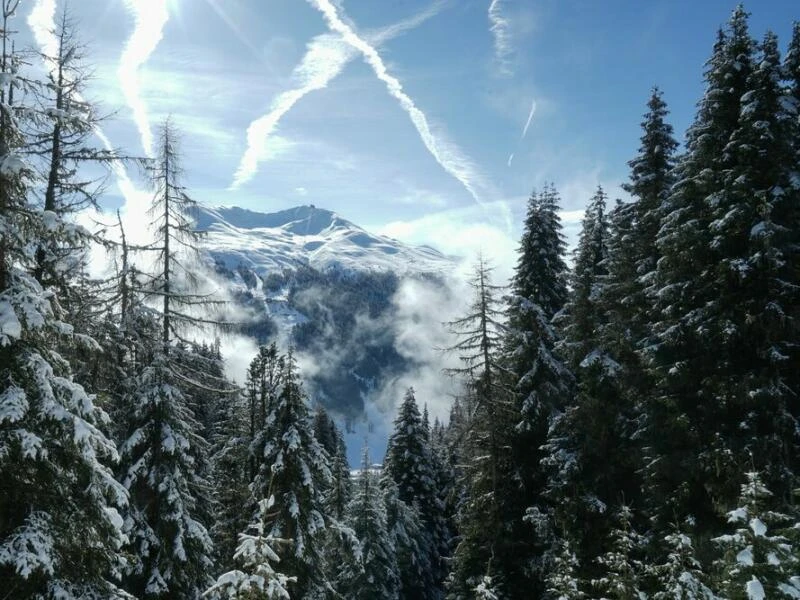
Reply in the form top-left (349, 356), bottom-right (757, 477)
top-left (1, 1), bottom-right (799, 599)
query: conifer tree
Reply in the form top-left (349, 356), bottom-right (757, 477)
top-left (204, 496), bottom-right (293, 600)
top-left (383, 388), bottom-right (443, 599)
top-left (116, 121), bottom-right (215, 598)
top-left (590, 505), bottom-right (646, 600)
top-left (713, 471), bottom-right (799, 599)
top-left (501, 184), bottom-right (571, 597)
top-left (249, 352), bottom-right (332, 597)
top-left (343, 446), bottom-right (400, 600)
top-left (644, 7), bottom-right (799, 541)
top-left (382, 476), bottom-right (426, 600)
top-left (544, 187), bottom-right (635, 579)
top-left (0, 4), bottom-right (130, 596)
top-left (446, 259), bottom-right (513, 598)
top-left (648, 529), bottom-right (717, 600)
top-left (544, 539), bottom-right (586, 600)
top-left (211, 389), bottom-right (251, 572)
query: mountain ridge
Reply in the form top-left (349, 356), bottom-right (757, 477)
top-left (198, 204), bottom-right (454, 276)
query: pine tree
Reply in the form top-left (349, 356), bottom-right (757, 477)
top-left (648, 528), bottom-right (717, 600)
top-left (116, 121), bottom-right (216, 597)
top-left (383, 388), bottom-right (443, 599)
top-left (502, 184), bottom-right (571, 597)
top-left (713, 472), bottom-right (799, 599)
top-left (446, 258), bottom-right (513, 598)
top-left (343, 446), bottom-right (400, 600)
top-left (204, 496), bottom-right (294, 600)
top-left (0, 3), bottom-right (130, 596)
top-left (249, 352), bottom-right (332, 597)
top-left (643, 5), bottom-right (760, 535)
top-left (590, 505), bottom-right (646, 600)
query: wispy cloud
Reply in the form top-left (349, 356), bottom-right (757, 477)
top-left (119, 0), bottom-right (169, 157)
top-left (230, 1), bottom-right (447, 190)
top-left (521, 97), bottom-right (537, 138)
top-left (488, 0), bottom-right (513, 76)
top-left (308, 0), bottom-right (494, 208)
top-left (507, 153), bottom-right (514, 167)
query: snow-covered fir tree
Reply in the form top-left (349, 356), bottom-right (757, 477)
top-left (544, 539), bottom-right (586, 600)
top-left (644, 7), bottom-right (799, 548)
top-left (204, 496), bottom-right (293, 600)
top-left (501, 183), bottom-right (571, 597)
top-left (116, 121), bottom-right (215, 598)
top-left (383, 387), bottom-right (445, 599)
top-left (648, 528), bottom-right (718, 600)
top-left (248, 351), bottom-right (332, 597)
top-left (0, 4), bottom-right (130, 596)
top-left (713, 471), bottom-right (800, 599)
top-left (590, 505), bottom-right (646, 600)
top-left (342, 445), bottom-right (400, 600)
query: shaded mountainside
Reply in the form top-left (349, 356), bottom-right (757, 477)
top-left (201, 205), bottom-right (455, 423)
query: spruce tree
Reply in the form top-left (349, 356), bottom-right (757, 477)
top-left (343, 446), bottom-right (400, 600)
top-left (502, 184), bottom-right (571, 597)
top-left (542, 539), bottom-right (586, 600)
top-left (382, 476), bottom-right (426, 600)
top-left (249, 352), bottom-right (332, 597)
top-left (0, 3), bottom-right (130, 596)
top-left (116, 121), bottom-right (215, 598)
top-left (545, 187), bottom-right (637, 580)
top-left (648, 529), bottom-right (717, 600)
top-left (713, 471), bottom-right (799, 598)
top-left (383, 388), bottom-right (442, 599)
top-left (643, 5), bottom-right (759, 535)
top-left (204, 496), bottom-right (293, 600)
top-left (590, 505), bottom-right (646, 600)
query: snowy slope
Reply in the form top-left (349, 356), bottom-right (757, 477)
top-left (198, 204), bottom-right (453, 276)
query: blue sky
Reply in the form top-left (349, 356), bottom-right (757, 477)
top-left (23, 0), bottom-right (799, 276)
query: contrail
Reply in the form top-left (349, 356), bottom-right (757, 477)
top-left (119, 0), bottom-right (169, 157)
top-left (307, 0), bottom-right (491, 206)
top-left (488, 0), bottom-right (513, 77)
top-left (230, 1), bottom-right (447, 190)
top-left (507, 153), bottom-right (514, 167)
top-left (521, 98), bottom-right (537, 139)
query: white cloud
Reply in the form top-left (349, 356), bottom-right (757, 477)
top-left (230, 1), bottom-right (448, 191)
top-left (308, 0), bottom-right (497, 209)
top-left (488, 0), bottom-right (513, 76)
top-left (378, 201), bottom-right (519, 284)
top-left (119, 0), bottom-right (169, 157)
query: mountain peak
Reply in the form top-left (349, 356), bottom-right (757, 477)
top-left (197, 204), bottom-right (352, 236)
top-left (198, 204), bottom-right (453, 276)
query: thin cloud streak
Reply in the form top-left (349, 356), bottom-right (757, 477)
top-left (230, 1), bottom-right (447, 190)
top-left (507, 153), bottom-right (514, 167)
top-left (308, 0), bottom-right (493, 208)
top-left (119, 0), bottom-right (169, 157)
top-left (521, 98), bottom-right (537, 139)
top-left (488, 0), bottom-right (513, 76)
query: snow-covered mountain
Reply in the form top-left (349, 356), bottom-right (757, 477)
top-left (197, 204), bottom-right (453, 276)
